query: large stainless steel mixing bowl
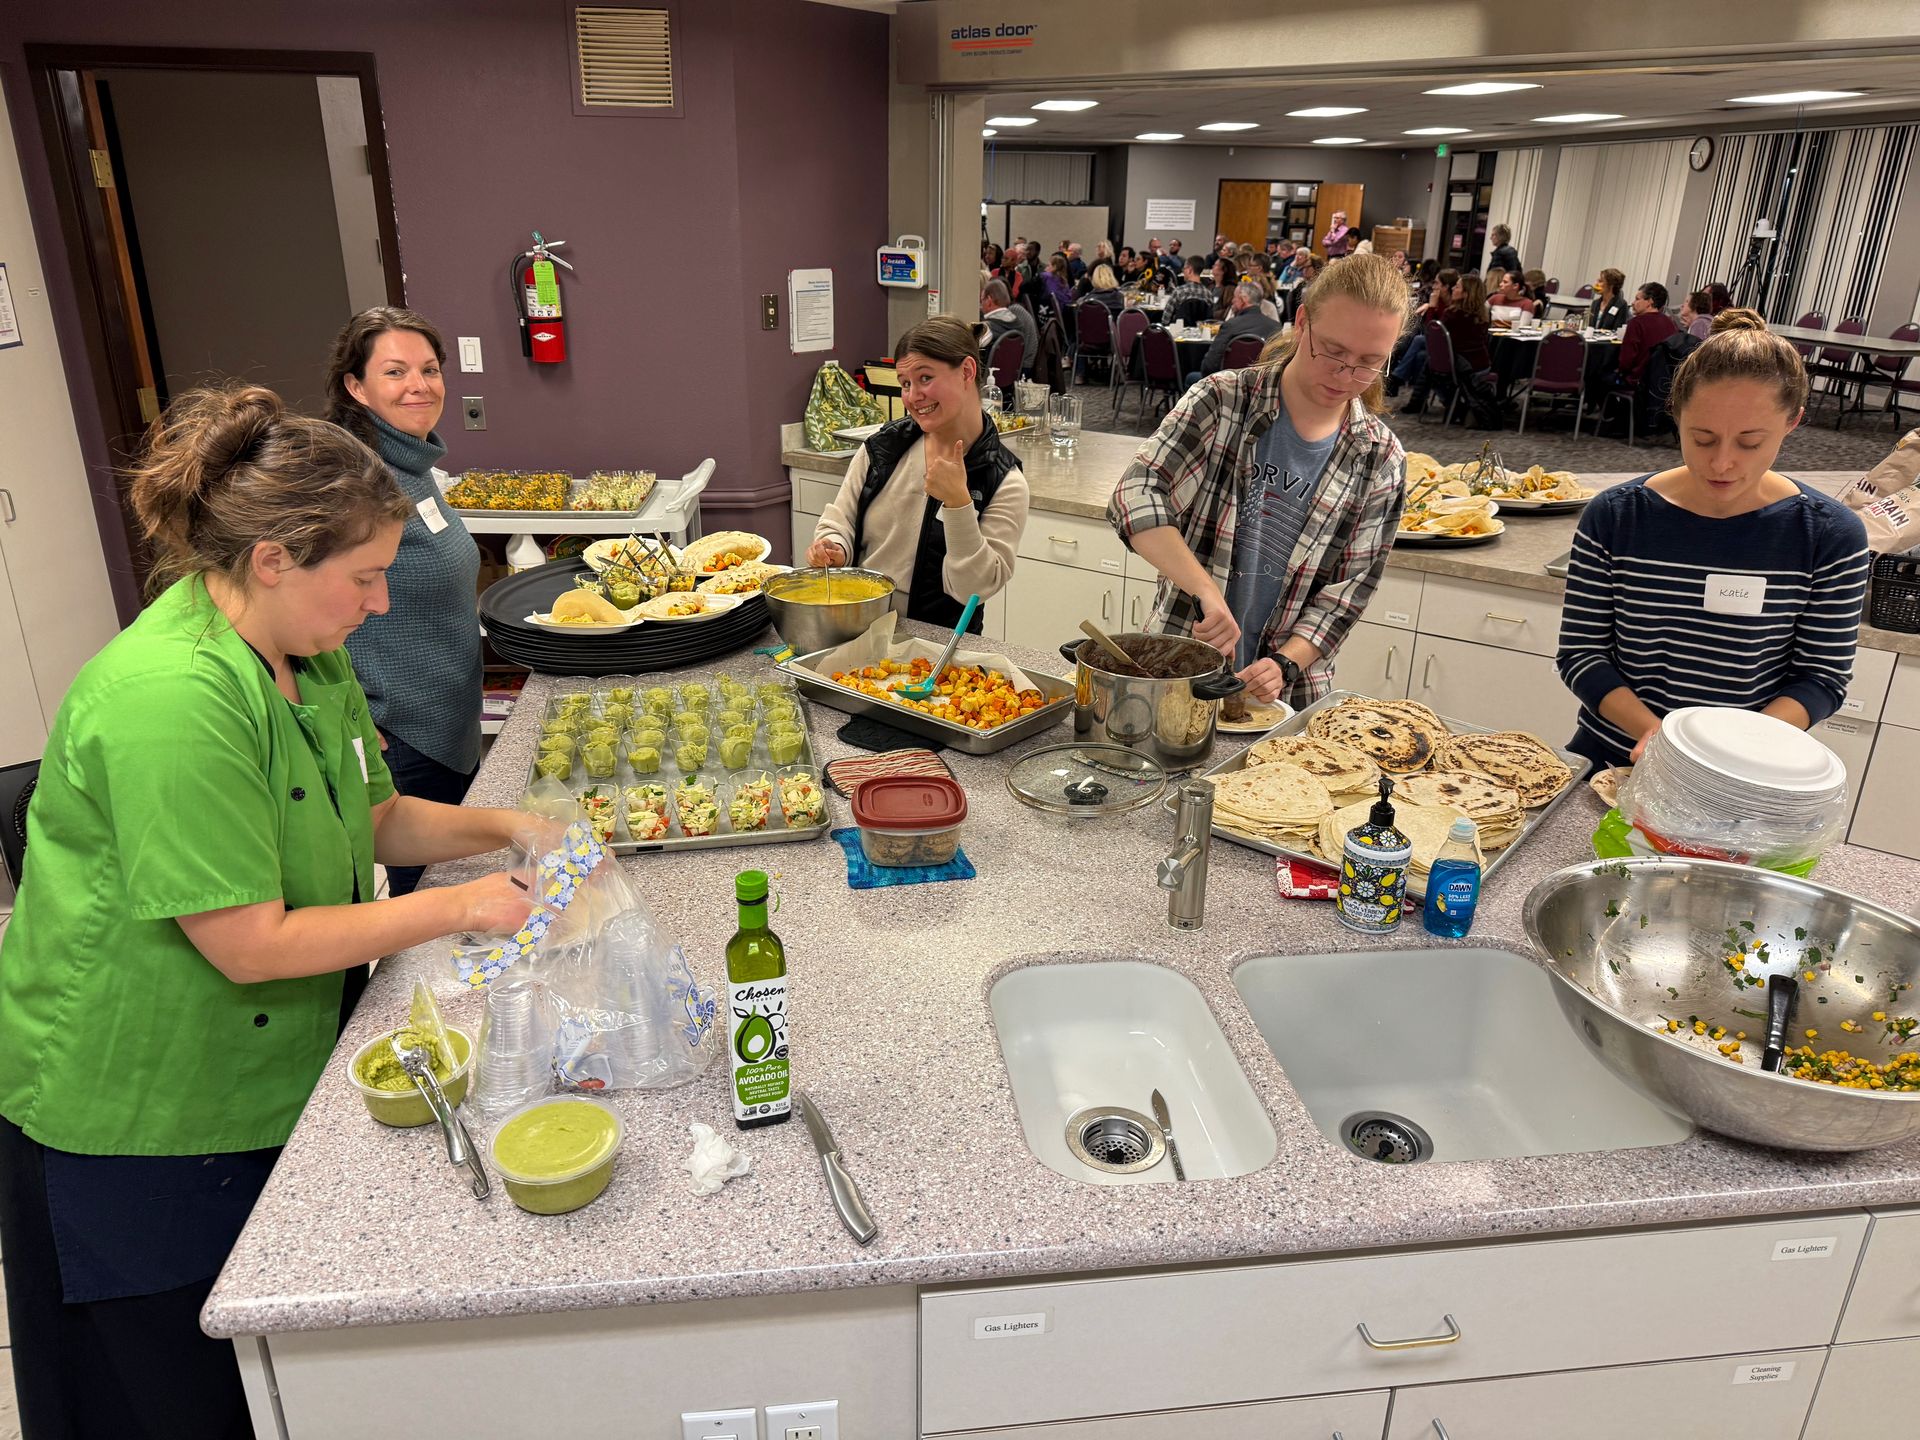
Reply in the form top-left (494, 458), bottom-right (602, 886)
top-left (1524, 857), bottom-right (1920, 1152)
top-left (761, 567), bottom-right (897, 654)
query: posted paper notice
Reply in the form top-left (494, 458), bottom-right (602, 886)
top-left (789, 268), bottom-right (834, 354)
top-left (0, 263), bottom-right (20, 350)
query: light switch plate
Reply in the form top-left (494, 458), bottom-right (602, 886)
top-left (765, 1400), bottom-right (838, 1440)
top-left (681, 1409), bottom-right (756, 1440)
top-left (458, 336), bottom-right (483, 372)
top-left (461, 396), bottom-right (486, 431)
top-left (761, 294), bottom-right (778, 330)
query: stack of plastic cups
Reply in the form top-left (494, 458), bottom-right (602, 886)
top-left (597, 910), bottom-right (669, 1088)
top-left (470, 974), bottom-right (556, 1124)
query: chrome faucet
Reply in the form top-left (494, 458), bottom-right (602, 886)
top-left (1157, 780), bottom-right (1214, 930)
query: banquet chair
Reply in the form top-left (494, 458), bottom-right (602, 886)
top-left (1223, 333), bottom-right (1268, 369)
top-left (1109, 309), bottom-right (1150, 415)
top-left (1806, 317), bottom-right (1866, 426)
top-left (1516, 332), bottom-right (1588, 435)
top-left (987, 332), bottom-right (1026, 393)
top-left (1575, 284), bottom-right (1595, 299)
top-left (1137, 328), bottom-right (1183, 419)
top-left (1869, 323), bottom-right (1920, 428)
top-left (1546, 276), bottom-right (1561, 294)
top-left (1074, 300), bottom-right (1113, 383)
top-left (1170, 296), bottom-right (1214, 327)
top-left (1787, 311), bottom-right (1829, 360)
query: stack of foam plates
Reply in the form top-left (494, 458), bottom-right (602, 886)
top-left (1625, 707), bottom-right (1848, 867)
top-left (480, 560), bottom-right (769, 676)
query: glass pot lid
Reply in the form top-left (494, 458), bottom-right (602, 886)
top-left (1006, 743), bottom-right (1169, 816)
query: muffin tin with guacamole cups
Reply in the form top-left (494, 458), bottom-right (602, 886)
top-left (524, 674), bottom-right (831, 853)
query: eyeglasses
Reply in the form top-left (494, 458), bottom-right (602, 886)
top-left (1304, 328), bottom-right (1389, 384)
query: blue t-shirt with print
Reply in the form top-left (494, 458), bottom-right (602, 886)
top-left (1223, 408), bottom-right (1338, 670)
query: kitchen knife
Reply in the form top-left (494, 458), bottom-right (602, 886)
top-left (1151, 1088), bottom-right (1186, 1182)
top-left (796, 1089), bottom-right (878, 1246)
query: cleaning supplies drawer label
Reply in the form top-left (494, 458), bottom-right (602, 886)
top-left (1732, 1360), bottom-right (1796, 1385)
top-left (1771, 1235), bottom-right (1837, 1261)
top-left (974, 1311), bottom-right (1050, 1340)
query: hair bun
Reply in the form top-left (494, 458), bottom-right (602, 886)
top-left (1710, 306), bottom-right (1769, 334)
top-left (196, 385), bottom-right (285, 479)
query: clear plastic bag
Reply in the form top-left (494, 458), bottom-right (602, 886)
top-left (527, 831), bottom-right (720, 1092)
top-left (1619, 726), bottom-right (1849, 872)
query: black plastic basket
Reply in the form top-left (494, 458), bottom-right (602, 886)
top-left (1870, 552), bottom-right (1920, 634)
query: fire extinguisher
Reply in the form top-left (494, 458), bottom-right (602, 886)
top-left (511, 231), bottom-right (574, 363)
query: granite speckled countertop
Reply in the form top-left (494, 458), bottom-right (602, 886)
top-left (204, 629), bottom-right (1920, 1340)
top-left (786, 433), bottom-right (1918, 657)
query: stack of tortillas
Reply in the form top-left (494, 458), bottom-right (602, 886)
top-left (1204, 762), bottom-right (1334, 846)
top-left (1395, 771), bottom-right (1525, 850)
top-left (1438, 731), bottom-right (1573, 807)
top-left (1306, 699), bottom-right (1449, 774)
top-left (1313, 796), bottom-right (1477, 883)
top-left (1244, 734), bottom-right (1380, 801)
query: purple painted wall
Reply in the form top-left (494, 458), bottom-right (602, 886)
top-left (0, 0), bottom-right (888, 568)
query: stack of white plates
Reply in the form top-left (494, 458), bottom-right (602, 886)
top-left (1624, 707), bottom-right (1849, 867)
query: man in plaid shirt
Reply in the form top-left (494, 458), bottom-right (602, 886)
top-left (1108, 254), bottom-right (1411, 708)
top-left (1162, 257), bottom-right (1216, 320)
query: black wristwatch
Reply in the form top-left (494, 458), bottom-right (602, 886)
top-left (1276, 656), bottom-right (1302, 689)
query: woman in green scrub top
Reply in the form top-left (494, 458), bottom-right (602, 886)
top-left (0, 385), bottom-right (537, 1440)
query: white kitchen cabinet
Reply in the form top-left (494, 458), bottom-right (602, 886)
top-left (1415, 573), bottom-right (1564, 658)
top-left (1848, 722), bottom-right (1920, 860)
top-left (1385, 1349), bottom-right (1824, 1439)
top-left (935, 1389), bottom-right (1389, 1440)
top-left (1885, 654), bottom-right (1920, 727)
top-left (1802, 1336), bottom-right (1920, 1435)
top-left (1367, 567), bottom-right (1424, 630)
top-left (1017, 510), bottom-right (1128, 577)
top-left (1334, 620), bottom-right (1411, 699)
top-left (1407, 633), bottom-right (1580, 739)
top-left (918, 1215), bottom-right (1866, 1433)
top-left (1120, 576), bottom-right (1158, 632)
top-left (1837, 1207), bottom-right (1920, 1342)
top-left (1838, 645), bottom-right (1897, 722)
top-left (1001, 558), bottom-right (1117, 655)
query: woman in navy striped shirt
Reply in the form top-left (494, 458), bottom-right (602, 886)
top-left (1556, 310), bottom-right (1872, 769)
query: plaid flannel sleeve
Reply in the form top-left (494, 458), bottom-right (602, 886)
top-left (1290, 434), bottom-right (1408, 655)
top-left (1107, 380), bottom-right (1228, 547)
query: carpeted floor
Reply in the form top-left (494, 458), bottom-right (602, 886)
top-left (1067, 373), bottom-right (1909, 476)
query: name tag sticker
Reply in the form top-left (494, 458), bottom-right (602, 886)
top-left (417, 496), bottom-right (449, 534)
top-left (1733, 1360), bottom-right (1796, 1385)
top-left (351, 735), bottom-right (370, 784)
top-left (974, 1311), bottom-right (1049, 1340)
top-left (1704, 573), bottom-right (1766, 615)
top-left (1771, 1235), bottom-right (1837, 1261)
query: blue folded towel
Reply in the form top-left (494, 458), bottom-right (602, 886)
top-left (829, 827), bottom-right (976, 888)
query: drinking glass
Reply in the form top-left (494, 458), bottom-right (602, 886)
top-left (1048, 393), bottom-right (1082, 450)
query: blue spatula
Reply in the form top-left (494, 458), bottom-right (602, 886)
top-left (896, 594), bottom-right (980, 700)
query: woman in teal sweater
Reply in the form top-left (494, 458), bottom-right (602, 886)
top-left (324, 308), bottom-right (484, 895)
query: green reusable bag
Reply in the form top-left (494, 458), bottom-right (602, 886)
top-left (803, 360), bottom-right (885, 452)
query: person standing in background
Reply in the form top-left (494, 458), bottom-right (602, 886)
top-left (1487, 224), bottom-right (1520, 277)
top-left (1321, 211), bottom-right (1354, 258)
top-left (1064, 242), bottom-right (1087, 281)
top-left (323, 307), bottom-right (482, 897)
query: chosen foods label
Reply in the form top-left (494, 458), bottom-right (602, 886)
top-left (730, 977), bottom-right (791, 1121)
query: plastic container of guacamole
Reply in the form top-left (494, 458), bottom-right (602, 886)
top-left (489, 1096), bottom-right (624, 1215)
top-left (347, 1027), bottom-right (474, 1127)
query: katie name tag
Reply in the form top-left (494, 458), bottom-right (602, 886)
top-left (416, 496), bottom-right (449, 534)
top-left (1704, 573), bottom-right (1766, 615)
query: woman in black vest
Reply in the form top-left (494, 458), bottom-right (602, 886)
top-left (806, 316), bottom-right (1030, 632)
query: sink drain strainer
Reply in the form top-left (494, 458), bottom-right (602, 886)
top-left (1343, 1111), bottom-right (1434, 1165)
top-left (1065, 1105), bottom-right (1167, 1174)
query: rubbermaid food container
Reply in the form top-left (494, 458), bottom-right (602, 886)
top-left (850, 775), bottom-right (968, 868)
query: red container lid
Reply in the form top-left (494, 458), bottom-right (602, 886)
top-left (851, 775), bottom-right (968, 831)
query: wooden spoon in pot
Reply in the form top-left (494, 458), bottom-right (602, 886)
top-left (1078, 619), bottom-right (1152, 676)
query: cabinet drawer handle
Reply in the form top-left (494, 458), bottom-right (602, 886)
top-left (1356, 1312), bottom-right (1461, 1350)
top-left (1384, 644), bottom-right (1397, 682)
top-left (1101, 590), bottom-right (1111, 620)
top-left (1432, 1424), bottom-right (1452, 1440)
top-left (1047, 534), bottom-right (1080, 546)
top-left (0, 487), bottom-right (13, 524)
top-left (1483, 611), bottom-right (1527, 624)
top-left (1422, 654), bottom-right (1436, 689)
top-left (1130, 594), bottom-right (1142, 626)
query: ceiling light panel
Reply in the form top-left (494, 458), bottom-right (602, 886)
top-left (1405, 126), bottom-right (1471, 136)
top-left (1728, 90), bottom-right (1864, 104)
top-left (1198, 122), bottom-right (1260, 132)
top-left (1424, 81), bottom-right (1542, 96)
top-left (982, 129), bottom-right (997, 137)
top-left (1313, 136), bottom-right (1367, 145)
top-left (1287, 106), bottom-right (1366, 118)
top-left (985, 116), bottom-right (1038, 126)
top-left (1031, 99), bottom-right (1098, 111)
top-left (1135, 132), bottom-right (1184, 141)
top-left (1534, 112), bottom-right (1625, 123)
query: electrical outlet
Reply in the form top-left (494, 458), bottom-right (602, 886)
top-left (461, 396), bottom-right (486, 431)
top-left (761, 294), bottom-right (778, 330)
top-left (681, 1409), bottom-right (756, 1440)
top-left (765, 1400), bottom-right (837, 1440)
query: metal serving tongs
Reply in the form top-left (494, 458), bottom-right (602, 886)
top-left (391, 1033), bottom-right (491, 1199)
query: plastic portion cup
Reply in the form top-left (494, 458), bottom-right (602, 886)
top-left (489, 1095), bottom-right (623, 1215)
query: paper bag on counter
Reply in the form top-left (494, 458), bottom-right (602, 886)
top-left (1845, 429), bottom-right (1920, 554)
top-left (799, 612), bottom-right (1040, 692)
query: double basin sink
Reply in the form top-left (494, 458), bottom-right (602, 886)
top-left (990, 950), bottom-right (1691, 1186)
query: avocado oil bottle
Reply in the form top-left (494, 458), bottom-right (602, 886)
top-left (726, 869), bottom-right (790, 1128)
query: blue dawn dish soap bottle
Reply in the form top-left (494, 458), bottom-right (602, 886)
top-left (1422, 817), bottom-right (1483, 938)
top-left (1336, 778), bottom-right (1412, 935)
